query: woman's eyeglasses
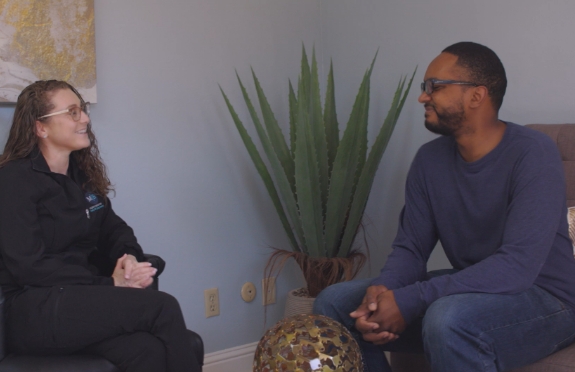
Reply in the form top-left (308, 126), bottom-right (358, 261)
top-left (38, 102), bottom-right (90, 122)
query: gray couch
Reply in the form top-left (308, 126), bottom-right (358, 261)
top-left (390, 123), bottom-right (575, 372)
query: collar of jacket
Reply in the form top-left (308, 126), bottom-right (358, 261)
top-left (29, 147), bottom-right (82, 181)
top-left (29, 146), bottom-right (51, 174)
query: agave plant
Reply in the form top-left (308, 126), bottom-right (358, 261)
top-left (220, 46), bottom-right (415, 297)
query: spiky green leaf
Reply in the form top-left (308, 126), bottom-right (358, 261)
top-left (251, 69), bottom-right (295, 192)
top-left (338, 68), bottom-right (416, 256)
top-left (323, 60), bottom-right (339, 173)
top-left (288, 80), bottom-right (298, 156)
top-left (294, 74), bottom-right (325, 257)
top-left (323, 62), bottom-right (375, 257)
top-left (220, 86), bottom-right (299, 251)
top-left (235, 73), bottom-right (306, 252)
top-left (310, 49), bottom-right (329, 211)
top-left (354, 52), bottom-right (378, 182)
top-left (300, 44), bottom-right (311, 98)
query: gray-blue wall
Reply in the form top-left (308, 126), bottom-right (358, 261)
top-left (0, 0), bottom-right (574, 354)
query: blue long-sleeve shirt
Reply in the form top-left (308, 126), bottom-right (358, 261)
top-left (372, 122), bottom-right (575, 325)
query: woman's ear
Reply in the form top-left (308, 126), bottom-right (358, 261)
top-left (35, 120), bottom-right (48, 139)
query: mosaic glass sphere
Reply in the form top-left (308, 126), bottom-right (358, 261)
top-left (253, 313), bottom-right (364, 372)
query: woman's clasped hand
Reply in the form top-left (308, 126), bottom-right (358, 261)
top-left (112, 254), bottom-right (157, 288)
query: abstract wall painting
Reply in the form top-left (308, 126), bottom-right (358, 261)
top-left (0, 0), bottom-right (96, 103)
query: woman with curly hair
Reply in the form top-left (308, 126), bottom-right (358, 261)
top-left (0, 80), bottom-right (201, 372)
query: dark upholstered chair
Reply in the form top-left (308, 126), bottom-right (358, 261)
top-left (390, 124), bottom-right (575, 372)
top-left (0, 254), bottom-right (204, 372)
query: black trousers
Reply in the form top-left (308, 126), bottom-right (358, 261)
top-left (6, 285), bottom-right (201, 372)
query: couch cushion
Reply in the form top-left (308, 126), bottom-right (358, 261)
top-left (509, 342), bottom-right (575, 372)
top-left (391, 344), bottom-right (575, 372)
top-left (569, 207), bottom-right (575, 255)
top-left (0, 354), bottom-right (119, 372)
top-left (526, 124), bottom-right (575, 208)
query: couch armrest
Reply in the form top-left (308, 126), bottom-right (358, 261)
top-left (144, 254), bottom-right (165, 276)
top-left (144, 254), bottom-right (166, 291)
top-left (188, 330), bottom-right (205, 367)
top-left (0, 290), bottom-right (5, 363)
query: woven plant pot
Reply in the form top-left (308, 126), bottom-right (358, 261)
top-left (283, 288), bottom-right (316, 318)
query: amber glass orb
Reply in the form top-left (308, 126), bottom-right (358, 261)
top-left (253, 313), bottom-right (364, 372)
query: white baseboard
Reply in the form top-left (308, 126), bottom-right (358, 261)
top-left (203, 342), bottom-right (257, 372)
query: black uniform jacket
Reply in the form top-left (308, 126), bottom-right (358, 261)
top-left (0, 148), bottom-right (144, 300)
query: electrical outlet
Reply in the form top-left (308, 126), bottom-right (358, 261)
top-left (262, 277), bottom-right (276, 305)
top-left (204, 288), bottom-right (220, 318)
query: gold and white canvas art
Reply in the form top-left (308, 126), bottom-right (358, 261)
top-left (0, 0), bottom-right (96, 103)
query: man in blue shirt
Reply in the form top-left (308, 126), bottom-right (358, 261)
top-left (314, 42), bottom-right (575, 372)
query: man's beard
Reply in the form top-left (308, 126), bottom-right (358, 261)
top-left (424, 103), bottom-right (465, 136)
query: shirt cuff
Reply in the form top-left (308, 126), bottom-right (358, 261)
top-left (116, 247), bottom-right (145, 262)
top-left (392, 284), bottom-right (427, 325)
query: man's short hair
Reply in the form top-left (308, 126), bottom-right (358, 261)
top-left (442, 42), bottom-right (507, 111)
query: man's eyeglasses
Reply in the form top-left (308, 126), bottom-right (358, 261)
top-left (38, 102), bottom-right (90, 122)
top-left (420, 79), bottom-right (478, 95)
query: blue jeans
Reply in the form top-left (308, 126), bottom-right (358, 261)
top-left (313, 274), bottom-right (575, 372)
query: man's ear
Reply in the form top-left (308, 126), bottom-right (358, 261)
top-left (35, 120), bottom-right (48, 139)
top-left (468, 86), bottom-right (489, 109)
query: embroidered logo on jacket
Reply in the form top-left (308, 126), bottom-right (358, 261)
top-left (85, 192), bottom-right (104, 213)
top-left (85, 193), bottom-right (98, 204)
